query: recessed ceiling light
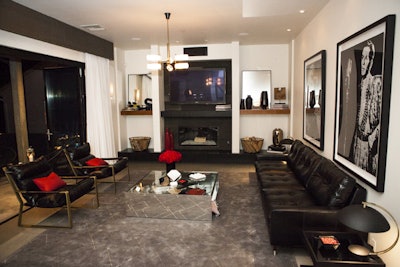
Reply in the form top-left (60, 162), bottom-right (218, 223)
top-left (299, 10), bottom-right (305, 14)
top-left (239, 32), bottom-right (249, 36)
top-left (131, 37), bottom-right (141, 41)
top-left (286, 28), bottom-right (292, 32)
top-left (80, 24), bottom-right (105, 31)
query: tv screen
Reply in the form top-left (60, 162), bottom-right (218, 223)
top-left (168, 68), bottom-right (226, 104)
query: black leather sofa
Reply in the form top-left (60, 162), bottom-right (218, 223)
top-left (255, 140), bottom-right (367, 250)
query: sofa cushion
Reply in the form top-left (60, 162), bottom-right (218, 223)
top-left (33, 172), bottom-right (67, 191)
top-left (306, 159), bottom-right (356, 207)
top-left (72, 143), bottom-right (91, 160)
top-left (261, 188), bottom-right (315, 220)
top-left (34, 178), bottom-right (94, 208)
top-left (86, 157), bottom-right (109, 166)
top-left (257, 172), bottom-right (302, 189)
top-left (8, 156), bottom-right (52, 192)
top-left (291, 147), bottom-right (321, 186)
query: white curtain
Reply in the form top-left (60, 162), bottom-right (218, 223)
top-left (84, 53), bottom-right (116, 157)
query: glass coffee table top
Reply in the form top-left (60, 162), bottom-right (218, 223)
top-left (129, 170), bottom-right (219, 199)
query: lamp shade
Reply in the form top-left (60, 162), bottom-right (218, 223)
top-left (338, 204), bottom-right (390, 233)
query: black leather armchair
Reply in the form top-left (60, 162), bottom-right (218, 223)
top-left (3, 154), bottom-right (99, 228)
top-left (64, 143), bottom-right (130, 193)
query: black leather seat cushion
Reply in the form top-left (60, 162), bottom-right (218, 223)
top-left (32, 179), bottom-right (94, 208)
top-left (257, 172), bottom-right (302, 189)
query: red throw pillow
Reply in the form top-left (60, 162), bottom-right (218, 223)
top-left (33, 172), bottom-right (67, 191)
top-left (86, 157), bottom-right (109, 166)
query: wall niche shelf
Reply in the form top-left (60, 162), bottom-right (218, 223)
top-left (121, 110), bottom-right (152, 116)
top-left (240, 108), bottom-right (290, 115)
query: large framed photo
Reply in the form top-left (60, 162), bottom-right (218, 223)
top-left (333, 15), bottom-right (395, 192)
top-left (303, 50), bottom-right (326, 150)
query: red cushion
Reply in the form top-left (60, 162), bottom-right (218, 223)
top-left (33, 172), bottom-right (67, 192)
top-left (86, 157), bottom-right (109, 166)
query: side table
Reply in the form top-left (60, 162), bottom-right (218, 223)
top-left (303, 230), bottom-right (385, 267)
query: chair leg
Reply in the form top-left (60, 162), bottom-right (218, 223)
top-left (127, 165), bottom-right (131, 182)
top-left (18, 192), bottom-right (73, 229)
top-left (92, 176), bottom-right (100, 208)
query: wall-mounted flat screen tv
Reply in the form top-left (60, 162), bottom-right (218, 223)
top-left (168, 68), bottom-right (226, 104)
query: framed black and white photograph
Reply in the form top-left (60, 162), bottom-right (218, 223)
top-left (333, 15), bottom-right (395, 192)
top-left (303, 50), bottom-right (326, 150)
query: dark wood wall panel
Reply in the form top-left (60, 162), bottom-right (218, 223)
top-left (0, 0), bottom-right (114, 60)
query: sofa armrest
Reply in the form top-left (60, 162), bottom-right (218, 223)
top-left (269, 207), bottom-right (342, 246)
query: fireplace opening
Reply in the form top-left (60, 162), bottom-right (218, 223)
top-left (179, 127), bottom-right (218, 146)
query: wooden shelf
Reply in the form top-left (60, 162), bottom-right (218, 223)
top-left (240, 108), bottom-right (290, 115)
top-left (121, 110), bottom-right (152, 115)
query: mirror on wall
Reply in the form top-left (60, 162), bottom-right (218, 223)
top-left (242, 70), bottom-right (272, 108)
top-left (127, 73), bottom-right (152, 106)
top-left (303, 50), bottom-right (326, 150)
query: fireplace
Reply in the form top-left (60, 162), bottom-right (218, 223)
top-left (162, 111), bottom-right (231, 151)
top-left (179, 127), bottom-right (218, 146)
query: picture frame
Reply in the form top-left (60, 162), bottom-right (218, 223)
top-left (303, 50), bottom-right (326, 150)
top-left (333, 15), bottom-right (395, 192)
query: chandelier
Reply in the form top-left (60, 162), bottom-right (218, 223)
top-left (147, 12), bottom-right (189, 72)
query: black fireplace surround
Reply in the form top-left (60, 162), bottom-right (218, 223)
top-left (162, 111), bottom-right (231, 151)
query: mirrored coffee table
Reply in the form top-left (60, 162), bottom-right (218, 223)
top-left (125, 170), bottom-right (219, 221)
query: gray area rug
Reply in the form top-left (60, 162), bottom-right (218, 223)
top-left (1, 171), bottom-right (297, 267)
top-left (0, 176), bottom-right (30, 223)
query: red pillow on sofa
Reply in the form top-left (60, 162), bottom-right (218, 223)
top-left (33, 172), bottom-right (67, 191)
top-left (86, 157), bottom-right (109, 166)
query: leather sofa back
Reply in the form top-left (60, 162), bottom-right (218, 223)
top-left (7, 156), bottom-right (52, 192)
top-left (306, 158), bottom-right (356, 207)
top-left (72, 143), bottom-right (91, 160)
top-left (289, 145), bottom-right (322, 186)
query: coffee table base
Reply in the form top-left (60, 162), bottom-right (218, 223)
top-left (125, 193), bottom-right (214, 221)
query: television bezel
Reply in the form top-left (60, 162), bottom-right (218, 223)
top-left (168, 67), bottom-right (227, 105)
top-left (164, 59), bottom-right (232, 109)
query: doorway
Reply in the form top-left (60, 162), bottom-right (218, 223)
top-left (25, 66), bottom-right (86, 156)
top-left (0, 46), bottom-right (86, 163)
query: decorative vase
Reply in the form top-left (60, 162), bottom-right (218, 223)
top-left (166, 162), bottom-right (176, 173)
top-left (240, 99), bottom-right (245, 110)
top-left (260, 91), bottom-right (269, 109)
top-left (165, 128), bottom-right (171, 150)
top-left (245, 95), bottom-right (253, 110)
top-left (309, 91), bottom-right (316, 108)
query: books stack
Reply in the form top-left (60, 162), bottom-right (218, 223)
top-left (215, 104), bottom-right (232, 111)
top-left (272, 103), bottom-right (289, 109)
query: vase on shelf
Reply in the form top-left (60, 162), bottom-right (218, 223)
top-left (260, 91), bottom-right (269, 109)
top-left (245, 95), bottom-right (253, 110)
top-left (240, 99), bottom-right (245, 110)
top-left (166, 162), bottom-right (176, 173)
top-left (309, 91), bottom-right (316, 108)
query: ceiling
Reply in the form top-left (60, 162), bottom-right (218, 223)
top-left (13, 0), bottom-right (329, 50)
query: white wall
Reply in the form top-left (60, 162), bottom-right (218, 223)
top-left (239, 44), bottom-right (290, 148)
top-left (292, 1), bottom-right (400, 265)
top-left (122, 43), bottom-right (290, 151)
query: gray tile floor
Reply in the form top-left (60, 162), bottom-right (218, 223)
top-left (0, 161), bottom-right (312, 266)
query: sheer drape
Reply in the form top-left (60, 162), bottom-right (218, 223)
top-left (84, 53), bottom-right (116, 157)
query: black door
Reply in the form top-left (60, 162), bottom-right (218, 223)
top-left (25, 66), bottom-right (86, 156)
top-left (44, 67), bottom-right (86, 153)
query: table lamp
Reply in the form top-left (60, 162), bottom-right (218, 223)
top-left (337, 201), bottom-right (399, 256)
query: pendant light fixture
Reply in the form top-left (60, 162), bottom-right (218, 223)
top-left (147, 12), bottom-right (189, 72)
